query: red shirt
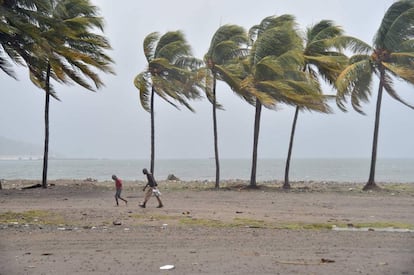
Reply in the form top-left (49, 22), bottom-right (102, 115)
top-left (115, 178), bottom-right (122, 189)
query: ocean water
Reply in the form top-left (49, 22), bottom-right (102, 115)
top-left (0, 158), bottom-right (413, 183)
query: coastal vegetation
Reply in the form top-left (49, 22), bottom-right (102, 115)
top-left (2, 0), bottom-right (414, 190)
top-left (202, 25), bottom-right (249, 189)
top-left (1, 0), bottom-right (114, 188)
top-left (336, 0), bottom-right (414, 190)
top-left (133, 31), bottom-right (201, 174)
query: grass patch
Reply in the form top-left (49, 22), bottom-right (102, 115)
top-left (232, 218), bottom-right (268, 228)
top-left (276, 223), bottom-right (333, 230)
top-left (0, 210), bottom-right (66, 225)
top-left (179, 217), bottom-right (225, 227)
top-left (179, 217), bottom-right (335, 230)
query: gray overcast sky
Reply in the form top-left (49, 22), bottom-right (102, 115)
top-left (1, 0), bottom-right (413, 159)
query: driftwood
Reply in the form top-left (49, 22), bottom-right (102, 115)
top-left (21, 183), bottom-right (42, 189)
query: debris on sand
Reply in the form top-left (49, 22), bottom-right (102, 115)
top-left (160, 264), bottom-right (175, 270)
top-left (167, 174), bottom-right (180, 181)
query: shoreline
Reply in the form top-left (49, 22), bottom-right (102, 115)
top-left (1, 178), bottom-right (414, 194)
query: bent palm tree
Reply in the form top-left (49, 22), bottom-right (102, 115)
top-left (27, 0), bottom-right (114, 188)
top-left (134, 31), bottom-right (200, 175)
top-left (283, 20), bottom-right (354, 189)
top-left (246, 15), bottom-right (297, 188)
top-left (203, 24), bottom-right (248, 189)
top-left (336, 0), bottom-right (414, 190)
top-left (243, 15), bottom-right (324, 187)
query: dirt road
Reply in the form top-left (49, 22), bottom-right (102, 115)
top-left (1, 180), bottom-right (413, 274)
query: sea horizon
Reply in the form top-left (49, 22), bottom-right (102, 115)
top-left (1, 157), bottom-right (413, 183)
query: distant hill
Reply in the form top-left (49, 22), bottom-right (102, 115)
top-left (0, 136), bottom-right (44, 159)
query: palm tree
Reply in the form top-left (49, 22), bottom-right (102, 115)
top-left (134, 31), bottom-right (201, 175)
top-left (336, 0), bottom-right (414, 190)
top-left (242, 15), bottom-right (324, 187)
top-left (203, 24), bottom-right (248, 189)
top-left (26, 0), bottom-right (114, 188)
top-left (283, 20), bottom-right (353, 189)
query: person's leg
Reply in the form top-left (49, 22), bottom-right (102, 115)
top-left (115, 189), bottom-right (123, 206)
top-left (120, 196), bottom-right (128, 204)
top-left (118, 190), bottom-right (128, 204)
top-left (156, 196), bottom-right (163, 208)
top-left (139, 188), bottom-right (152, 208)
top-left (152, 188), bottom-right (163, 208)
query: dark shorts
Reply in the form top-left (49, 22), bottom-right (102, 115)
top-left (115, 188), bottom-right (122, 197)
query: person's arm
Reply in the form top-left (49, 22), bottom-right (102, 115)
top-left (143, 182), bottom-right (149, 191)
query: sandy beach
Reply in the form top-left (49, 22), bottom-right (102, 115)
top-left (1, 179), bottom-right (413, 275)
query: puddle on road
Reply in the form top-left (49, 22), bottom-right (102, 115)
top-left (332, 225), bottom-right (414, 233)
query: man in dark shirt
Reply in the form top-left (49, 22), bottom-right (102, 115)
top-left (139, 168), bottom-right (163, 208)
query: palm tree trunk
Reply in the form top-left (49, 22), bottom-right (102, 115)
top-left (250, 99), bottom-right (262, 188)
top-left (284, 106), bottom-right (300, 189)
top-left (212, 76), bottom-right (220, 189)
top-left (150, 86), bottom-right (155, 175)
top-left (364, 73), bottom-right (384, 191)
top-left (42, 63), bottom-right (51, 189)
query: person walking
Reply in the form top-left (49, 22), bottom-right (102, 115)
top-left (112, 174), bottom-right (127, 206)
top-left (139, 168), bottom-right (163, 208)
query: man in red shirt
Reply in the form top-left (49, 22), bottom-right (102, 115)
top-left (112, 175), bottom-right (128, 206)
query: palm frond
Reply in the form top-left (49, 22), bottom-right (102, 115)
top-left (305, 54), bottom-right (347, 85)
top-left (250, 24), bottom-right (302, 65)
top-left (306, 20), bottom-right (344, 51)
top-left (29, 69), bottom-right (60, 100)
top-left (374, 0), bottom-right (414, 49)
top-left (382, 71), bottom-right (414, 109)
top-left (143, 32), bottom-right (159, 62)
top-left (399, 38), bottom-right (414, 51)
top-left (308, 20), bottom-right (342, 37)
top-left (133, 72), bottom-right (152, 112)
top-left (249, 14), bottom-right (296, 43)
top-left (174, 56), bottom-right (203, 70)
top-left (336, 58), bottom-right (374, 113)
top-left (382, 61), bottom-right (414, 84)
top-left (390, 51), bottom-right (414, 66)
top-left (152, 76), bottom-right (193, 111)
top-left (206, 24), bottom-right (247, 63)
top-left (0, 55), bottom-right (17, 78)
top-left (240, 76), bottom-right (276, 107)
top-left (156, 31), bottom-right (192, 61)
top-left (332, 36), bottom-right (372, 54)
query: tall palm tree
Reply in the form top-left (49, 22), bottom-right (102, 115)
top-left (336, 0), bottom-right (414, 190)
top-left (243, 15), bottom-right (324, 187)
top-left (203, 24), bottom-right (248, 189)
top-left (27, 0), bottom-right (114, 188)
top-left (134, 31), bottom-right (201, 175)
top-left (283, 20), bottom-right (353, 189)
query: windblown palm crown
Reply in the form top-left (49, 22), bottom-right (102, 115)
top-left (134, 31), bottom-right (201, 112)
top-left (336, 0), bottom-right (414, 113)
